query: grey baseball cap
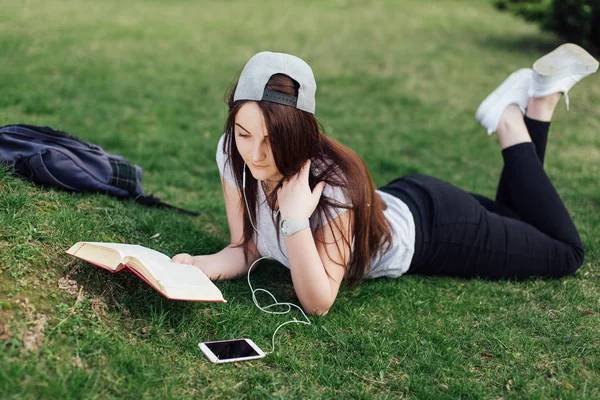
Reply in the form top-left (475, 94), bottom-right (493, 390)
top-left (233, 51), bottom-right (317, 114)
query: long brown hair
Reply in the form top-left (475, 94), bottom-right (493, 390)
top-left (223, 74), bottom-right (392, 283)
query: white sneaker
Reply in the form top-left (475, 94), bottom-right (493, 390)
top-left (529, 43), bottom-right (599, 110)
top-left (475, 68), bottom-right (532, 135)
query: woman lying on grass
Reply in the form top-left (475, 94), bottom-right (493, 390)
top-left (173, 44), bottom-right (598, 315)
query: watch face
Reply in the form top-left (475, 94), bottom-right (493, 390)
top-left (281, 220), bottom-right (291, 235)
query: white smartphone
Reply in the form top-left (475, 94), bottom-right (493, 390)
top-left (198, 338), bottom-right (266, 363)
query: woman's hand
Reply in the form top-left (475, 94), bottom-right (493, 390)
top-left (171, 253), bottom-right (212, 277)
top-left (171, 253), bottom-right (195, 265)
top-left (170, 248), bottom-right (253, 281)
top-left (277, 159), bottom-right (326, 219)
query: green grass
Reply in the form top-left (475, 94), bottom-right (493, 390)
top-left (1, 0), bottom-right (599, 398)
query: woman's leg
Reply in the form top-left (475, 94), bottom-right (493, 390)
top-left (400, 172), bottom-right (583, 279)
top-left (493, 100), bottom-right (581, 246)
top-left (482, 43), bottom-right (598, 215)
top-left (494, 95), bottom-right (559, 213)
top-left (524, 93), bottom-right (561, 165)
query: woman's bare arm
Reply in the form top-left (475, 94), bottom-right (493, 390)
top-left (284, 211), bottom-right (350, 315)
top-left (276, 160), bottom-right (350, 315)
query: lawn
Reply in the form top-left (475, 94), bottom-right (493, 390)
top-left (1, 0), bottom-right (599, 398)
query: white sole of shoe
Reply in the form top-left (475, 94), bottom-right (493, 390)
top-left (533, 43), bottom-right (599, 83)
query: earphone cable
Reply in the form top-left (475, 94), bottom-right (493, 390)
top-left (242, 164), bottom-right (311, 354)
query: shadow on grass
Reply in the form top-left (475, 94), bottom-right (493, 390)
top-left (477, 33), bottom-right (562, 55)
top-left (68, 257), bottom-right (297, 323)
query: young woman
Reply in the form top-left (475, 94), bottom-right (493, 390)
top-left (173, 45), bottom-right (598, 315)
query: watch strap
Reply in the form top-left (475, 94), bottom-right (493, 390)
top-left (280, 218), bottom-right (310, 236)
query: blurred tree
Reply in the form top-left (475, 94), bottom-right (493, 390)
top-left (494, 0), bottom-right (599, 51)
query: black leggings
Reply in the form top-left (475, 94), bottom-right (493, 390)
top-left (379, 117), bottom-right (585, 279)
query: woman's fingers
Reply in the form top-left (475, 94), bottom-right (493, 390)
top-left (281, 160), bottom-right (309, 186)
top-left (301, 159), bottom-right (311, 181)
top-left (294, 159), bottom-right (311, 184)
top-left (313, 181), bottom-right (326, 198)
top-left (172, 253), bottom-right (194, 264)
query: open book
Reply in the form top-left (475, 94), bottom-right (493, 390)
top-left (66, 242), bottom-right (225, 302)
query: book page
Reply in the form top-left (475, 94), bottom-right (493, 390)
top-left (83, 242), bottom-right (175, 283)
top-left (66, 242), bottom-right (124, 271)
top-left (84, 242), bottom-right (171, 264)
top-left (125, 257), bottom-right (224, 302)
top-left (148, 261), bottom-right (225, 301)
top-left (128, 257), bottom-right (202, 287)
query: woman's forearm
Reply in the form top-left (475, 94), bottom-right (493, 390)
top-left (284, 229), bottom-right (336, 314)
top-left (192, 244), bottom-right (257, 280)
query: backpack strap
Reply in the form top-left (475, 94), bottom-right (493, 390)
top-left (135, 194), bottom-right (200, 216)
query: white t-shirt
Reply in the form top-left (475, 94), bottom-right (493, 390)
top-left (215, 134), bottom-right (415, 278)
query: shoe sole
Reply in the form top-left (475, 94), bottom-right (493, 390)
top-left (533, 43), bottom-right (599, 82)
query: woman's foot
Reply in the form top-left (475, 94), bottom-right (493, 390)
top-left (475, 68), bottom-right (532, 135)
top-left (526, 92), bottom-right (562, 122)
top-left (529, 43), bottom-right (599, 110)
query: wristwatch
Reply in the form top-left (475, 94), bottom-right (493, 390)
top-left (280, 218), bottom-right (310, 236)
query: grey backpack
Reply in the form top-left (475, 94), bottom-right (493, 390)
top-left (0, 124), bottom-right (198, 216)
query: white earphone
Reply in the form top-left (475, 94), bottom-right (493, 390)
top-left (241, 163), bottom-right (311, 354)
top-left (242, 162), bottom-right (246, 189)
